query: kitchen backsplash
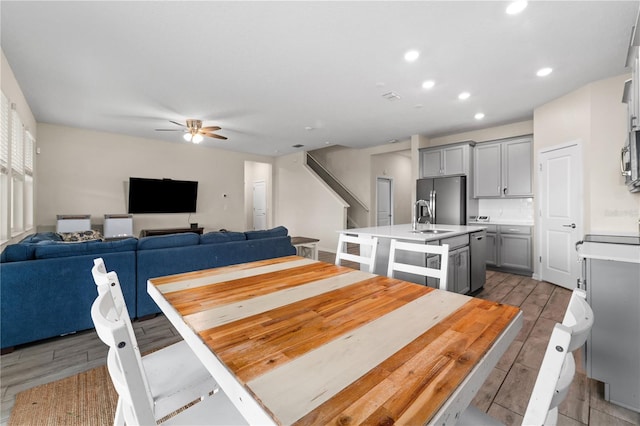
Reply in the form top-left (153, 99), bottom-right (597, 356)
top-left (478, 198), bottom-right (534, 222)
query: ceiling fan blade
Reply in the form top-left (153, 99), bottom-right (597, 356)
top-left (169, 120), bottom-right (187, 127)
top-left (203, 132), bottom-right (228, 140)
top-left (201, 126), bottom-right (222, 131)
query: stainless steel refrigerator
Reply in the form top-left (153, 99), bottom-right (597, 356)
top-left (416, 176), bottom-right (466, 225)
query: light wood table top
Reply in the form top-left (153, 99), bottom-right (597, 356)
top-left (148, 256), bottom-right (522, 425)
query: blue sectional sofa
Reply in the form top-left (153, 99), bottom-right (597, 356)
top-left (0, 227), bottom-right (296, 351)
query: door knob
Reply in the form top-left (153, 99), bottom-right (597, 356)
top-left (562, 223), bottom-right (576, 229)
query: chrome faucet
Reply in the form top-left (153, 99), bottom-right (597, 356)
top-left (413, 199), bottom-right (432, 230)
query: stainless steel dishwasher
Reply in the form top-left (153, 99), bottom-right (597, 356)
top-left (470, 230), bottom-right (486, 294)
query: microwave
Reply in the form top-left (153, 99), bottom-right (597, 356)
top-left (622, 131), bottom-right (640, 192)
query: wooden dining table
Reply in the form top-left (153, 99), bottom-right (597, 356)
top-left (147, 255), bottom-right (522, 425)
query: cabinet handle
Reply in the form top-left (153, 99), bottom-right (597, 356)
top-left (503, 187), bottom-right (508, 195)
top-left (621, 146), bottom-right (631, 176)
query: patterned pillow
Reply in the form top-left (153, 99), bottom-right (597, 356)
top-left (59, 230), bottom-right (103, 242)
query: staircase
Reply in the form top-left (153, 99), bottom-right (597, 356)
top-left (306, 153), bottom-right (369, 229)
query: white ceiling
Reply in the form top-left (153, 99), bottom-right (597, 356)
top-left (2, 1), bottom-right (638, 156)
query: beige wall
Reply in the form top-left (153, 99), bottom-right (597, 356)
top-left (310, 139), bottom-right (414, 227)
top-left (308, 145), bottom-right (373, 211)
top-left (274, 152), bottom-right (347, 252)
top-left (429, 121), bottom-right (534, 147)
top-left (1, 51), bottom-right (36, 137)
top-left (589, 74), bottom-right (639, 232)
top-left (35, 123), bottom-right (273, 235)
top-left (534, 73), bottom-right (639, 233)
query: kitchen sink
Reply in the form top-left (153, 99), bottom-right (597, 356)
top-left (408, 229), bottom-right (453, 234)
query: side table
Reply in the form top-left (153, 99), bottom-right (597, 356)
top-left (291, 236), bottom-right (319, 260)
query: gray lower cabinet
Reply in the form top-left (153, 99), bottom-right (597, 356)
top-left (584, 256), bottom-right (640, 412)
top-left (448, 246), bottom-right (470, 294)
top-left (485, 231), bottom-right (498, 266)
top-left (500, 234), bottom-right (532, 271)
top-left (426, 234), bottom-right (470, 294)
top-left (484, 225), bottom-right (532, 274)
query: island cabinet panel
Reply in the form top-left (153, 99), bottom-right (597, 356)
top-left (338, 224), bottom-right (485, 295)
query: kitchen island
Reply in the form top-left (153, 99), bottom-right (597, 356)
top-left (339, 223), bottom-right (487, 294)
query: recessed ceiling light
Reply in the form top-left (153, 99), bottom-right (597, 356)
top-left (536, 67), bottom-right (553, 77)
top-left (475, 113), bottom-right (485, 120)
top-left (422, 80), bottom-right (435, 89)
top-left (304, 126), bottom-right (314, 131)
top-left (404, 50), bottom-right (420, 62)
top-left (458, 92), bottom-right (471, 100)
top-left (506, 1), bottom-right (528, 15)
top-left (415, 104), bottom-right (423, 109)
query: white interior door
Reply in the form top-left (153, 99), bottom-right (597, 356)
top-left (252, 180), bottom-right (267, 230)
top-left (376, 177), bottom-right (393, 226)
top-left (539, 143), bottom-right (582, 289)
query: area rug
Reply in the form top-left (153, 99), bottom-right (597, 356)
top-left (9, 365), bottom-right (117, 426)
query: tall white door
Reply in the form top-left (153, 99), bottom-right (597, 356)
top-left (539, 143), bottom-right (582, 289)
top-left (252, 180), bottom-right (267, 230)
top-left (376, 177), bottom-right (393, 226)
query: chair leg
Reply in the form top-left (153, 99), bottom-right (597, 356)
top-left (114, 398), bottom-right (125, 426)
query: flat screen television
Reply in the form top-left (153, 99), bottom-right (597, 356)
top-left (128, 177), bottom-right (198, 214)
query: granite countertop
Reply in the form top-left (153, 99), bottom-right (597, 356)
top-left (339, 223), bottom-right (486, 242)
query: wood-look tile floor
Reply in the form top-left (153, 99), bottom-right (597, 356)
top-left (1, 253), bottom-right (639, 425)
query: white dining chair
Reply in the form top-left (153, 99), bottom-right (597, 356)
top-left (387, 239), bottom-right (449, 290)
top-left (457, 288), bottom-right (595, 426)
top-left (335, 234), bottom-right (379, 273)
top-left (91, 258), bottom-right (247, 425)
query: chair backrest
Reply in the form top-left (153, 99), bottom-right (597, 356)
top-left (522, 323), bottom-right (575, 426)
top-left (562, 288), bottom-right (594, 352)
top-left (523, 291), bottom-right (594, 426)
top-left (91, 258), bottom-right (155, 424)
top-left (387, 239), bottom-right (449, 291)
top-left (335, 234), bottom-right (379, 273)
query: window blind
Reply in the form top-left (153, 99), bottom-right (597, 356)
top-left (25, 131), bottom-right (34, 175)
top-left (0, 92), bottom-right (9, 172)
top-left (11, 108), bottom-right (24, 175)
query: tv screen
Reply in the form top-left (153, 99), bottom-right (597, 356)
top-left (128, 177), bottom-right (198, 214)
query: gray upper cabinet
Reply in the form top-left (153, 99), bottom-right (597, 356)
top-left (420, 143), bottom-right (472, 178)
top-left (473, 143), bottom-right (501, 197)
top-left (473, 136), bottom-right (532, 198)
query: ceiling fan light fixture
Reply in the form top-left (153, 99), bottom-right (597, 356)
top-left (183, 133), bottom-right (192, 142)
top-left (192, 133), bottom-right (204, 144)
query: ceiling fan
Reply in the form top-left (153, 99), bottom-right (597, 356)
top-left (155, 119), bottom-right (227, 143)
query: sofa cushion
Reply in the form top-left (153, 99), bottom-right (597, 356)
top-left (245, 226), bottom-right (288, 240)
top-left (200, 231), bottom-right (246, 245)
top-left (34, 238), bottom-right (138, 259)
top-left (137, 233), bottom-right (200, 251)
top-left (20, 232), bottom-right (63, 244)
top-left (1, 240), bottom-right (56, 262)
